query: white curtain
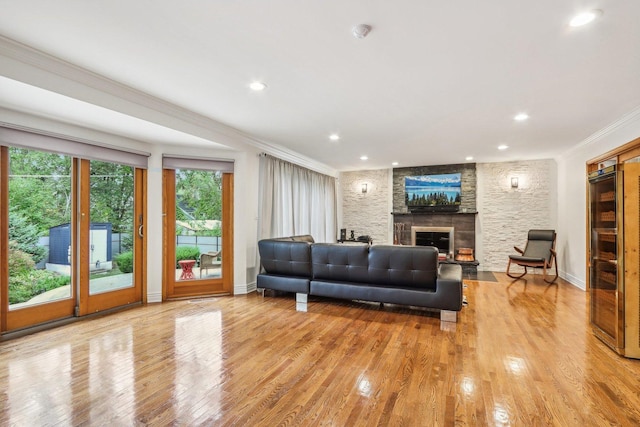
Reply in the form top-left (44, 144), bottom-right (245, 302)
top-left (258, 153), bottom-right (337, 242)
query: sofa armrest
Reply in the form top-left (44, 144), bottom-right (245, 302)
top-left (436, 263), bottom-right (463, 311)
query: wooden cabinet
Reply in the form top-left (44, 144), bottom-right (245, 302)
top-left (587, 140), bottom-right (640, 359)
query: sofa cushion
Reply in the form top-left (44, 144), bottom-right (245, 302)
top-left (258, 240), bottom-right (312, 277)
top-left (311, 243), bottom-right (370, 283)
top-left (368, 245), bottom-right (438, 289)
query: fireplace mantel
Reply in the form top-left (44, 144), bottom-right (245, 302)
top-left (391, 211), bottom-right (477, 216)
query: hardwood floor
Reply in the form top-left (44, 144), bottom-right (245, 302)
top-left (1, 273), bottom-right (640, 426)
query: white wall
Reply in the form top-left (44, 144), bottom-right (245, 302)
top-left (145, 144), bottom-right (260, 300)
top-left (556, 112), bottom-right (640, 290)
top-left (476, 159), bottom-right (557, 271)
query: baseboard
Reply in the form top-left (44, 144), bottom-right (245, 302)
top-left (234, 281), bottom-right (257, 295)
top-left (559, 270), bottom-right (585, 290)
top-left (147, 291), bottom-right (162, 303)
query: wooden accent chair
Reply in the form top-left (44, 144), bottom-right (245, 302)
top-left (507, 230), bottom-right (558, 283)
top-left (199, 250), bottom-right (221, 278)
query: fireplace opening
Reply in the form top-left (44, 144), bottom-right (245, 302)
top-left (411, 226), bottom-right (454, 259)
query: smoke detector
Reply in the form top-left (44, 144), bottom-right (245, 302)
top-left (352, 24), bottom-right (372, 39)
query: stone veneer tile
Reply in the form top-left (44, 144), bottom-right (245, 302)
top-left (340, 169), bottom-right (390, 245)
top-left (340, 160), bottom-right (557, 273)
top-left (477, 159), bottom-right (556, 271)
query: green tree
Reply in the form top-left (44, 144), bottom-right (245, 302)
top-left (176, 169), bottom-right (222, 221)
top-left (9, 149), bottom-right (136, 250)
top-left (90, 161), bottom-right (134, 236)
top-left (8, 148), bottom-right (72, 234)
top-left (8, 210), bottom-right (47, 263)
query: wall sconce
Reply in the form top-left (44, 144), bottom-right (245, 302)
top-left (362, 183), bottom-right (368, 193)
top-left (511, 177), bottom-right (519, 188)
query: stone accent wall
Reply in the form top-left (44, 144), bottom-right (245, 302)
top-left (392, 163), bottom-right (477, 257)
top-left (340, 169), bottom-right (391, 245)
top-left (477, 159), bottom-right (557, 271)
top-left (393, 163), bottom-right (477, 213)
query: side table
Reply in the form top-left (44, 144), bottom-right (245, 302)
top-left (178, 259), bottom-right (196, 280)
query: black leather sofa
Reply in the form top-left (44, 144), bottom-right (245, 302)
top-left (257, 236), bottom-right (463, 321)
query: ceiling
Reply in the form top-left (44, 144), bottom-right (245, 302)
top-left (0, 1), bottom-right (639, 172)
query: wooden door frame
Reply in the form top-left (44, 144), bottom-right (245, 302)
top-left (77, 160), bottom-right (145, 316)
top-left (163, 169), bottom-right (233, 299)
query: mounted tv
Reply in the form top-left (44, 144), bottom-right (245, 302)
top-left (405, 173), bottom-right (462, 212)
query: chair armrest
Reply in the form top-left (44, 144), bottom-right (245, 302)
top-left (514, 246), bottom-right (524, 255)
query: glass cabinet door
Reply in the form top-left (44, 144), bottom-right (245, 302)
top-left (589, 171), bottom-right (621, 347)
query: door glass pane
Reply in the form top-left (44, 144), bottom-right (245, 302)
top-left (589, 173), bottom-right (618, 338)
top-left (175, 169), bottom-right (223, 282)
top-left (89, 160), bottom-right (134, 295)
top-left (8, 147), bottom-right (72, 310)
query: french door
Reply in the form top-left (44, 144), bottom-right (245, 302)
top-left (163, 166), bottom-right (233, 299)
top-left (0, 146), bottom-right (145, 332)
top-left (78, 159), bottom-right (145, 315)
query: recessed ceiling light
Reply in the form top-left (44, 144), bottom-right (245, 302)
top-left (249, 81), bottom-right (267, 91)
top-left (360, 155), bottom-right (368, 160)
top-left (498, 145), bottom-right (509, 150)
top-left (391, 162), bottom-right (399, 166)
top-left (514, 113), bottom-right (529, 121)
top-left (465, 156), bottom-right (474, 161)
top-left (570, 10), bottom-right (603, 27)
top-left (329, 134), bottom-right (340, 141)
top-left (352, 24), bottom-right (372, 39)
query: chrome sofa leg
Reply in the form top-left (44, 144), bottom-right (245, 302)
top-left (440, 310), bottom-right (457, 322)
top-left (296, 293), bottom-right (308, 312)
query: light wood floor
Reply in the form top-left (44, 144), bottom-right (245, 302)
top-left (1, 273), bottom-right (640, 426)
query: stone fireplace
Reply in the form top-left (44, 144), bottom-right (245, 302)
top-left (393, 163), bottom-right (477, 266)
top-left (411, 226), bottom-right (454, 258)
top-left (393, 212), bottom-right (476, 260)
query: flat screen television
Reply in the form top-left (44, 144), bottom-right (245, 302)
top-left (405, 172), bottom-right (462, 212)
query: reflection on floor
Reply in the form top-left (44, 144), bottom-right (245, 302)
top-left (465, 271), bottom-right (497, 282)
top-left (3, 275), bottom-right (639, 425)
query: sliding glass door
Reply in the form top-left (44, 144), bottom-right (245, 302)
top-left (1, 146), bottom-right (146, 332)
top-left (2, 146), bottom-right (75, 330)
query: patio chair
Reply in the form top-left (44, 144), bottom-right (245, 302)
top-left (506, 230), bottom-right (558, 283)
top-left (199, 250), bottom-right (221, 278)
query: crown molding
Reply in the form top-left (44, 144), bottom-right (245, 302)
top-left (564, 105), bottom-right (640, 156)
top-left (0, 35), bottom-right (336, 176)
top-left (249, 139), bottom-right (338, 176)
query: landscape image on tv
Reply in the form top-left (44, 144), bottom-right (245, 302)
top-left (405, 173), bottom-right (462, 208)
